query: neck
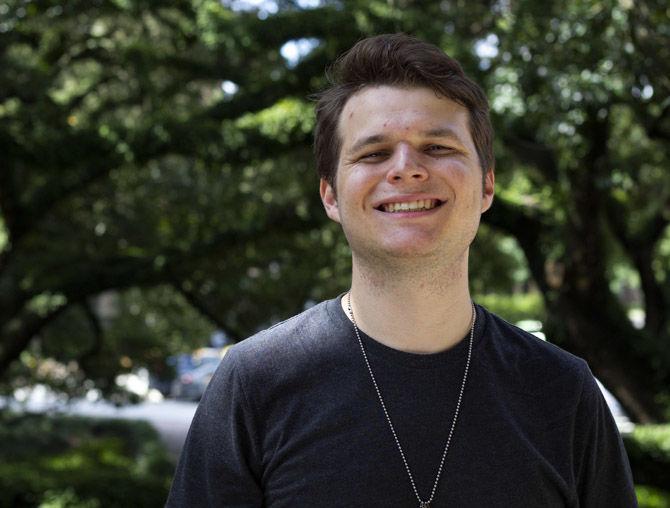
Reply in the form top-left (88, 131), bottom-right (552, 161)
top-left (343, 253), bottom-right (474, 354)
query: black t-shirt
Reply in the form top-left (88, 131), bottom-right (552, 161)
top-left (166, 297), bottom-right (636, 507)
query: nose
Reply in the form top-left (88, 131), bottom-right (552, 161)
top-left (386, 144), bottom-right (428, 183)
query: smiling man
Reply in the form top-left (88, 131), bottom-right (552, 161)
top-left (167, 34), bottom-right (636, 507)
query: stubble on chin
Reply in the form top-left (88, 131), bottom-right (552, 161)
top-left (350, 244), bottom-right (470, 295)
top-left (340, 207), bottom-right (478, 292)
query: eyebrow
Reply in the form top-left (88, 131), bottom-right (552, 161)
top-left (423, 127), bottom-right (464, 141)
top-left (349, 134), bottom-right (388, 154)
top-left (347, 127), bottom-right (465, 154)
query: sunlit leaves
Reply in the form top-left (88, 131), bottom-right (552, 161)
top-left (1, 0), bottom-right (668, 404)
top-left (237, 97), bottom-right (314, 143)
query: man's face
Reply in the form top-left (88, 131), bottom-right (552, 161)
top-left (320, 85), bottom-right (494, 265)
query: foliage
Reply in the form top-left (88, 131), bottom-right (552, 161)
top-left (473, 292), bottom-right (545, 324)
top-left (0, 411), bottom-right (173, 508)
top-left (631, 425), bottom-right (670, 457)
top-left (0, 0), bottom-right (668, 422)
top-left (624, 425), bottom-right (670, 495)
top-left (1, 285), bottom-right (215, 398)
top-left (470, 224), bottom-right (533, 295)
top-left (637, 486), bottom-right (670, 508)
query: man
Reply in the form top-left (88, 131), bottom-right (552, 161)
top-left (167, 34), bottom-right (636, 507)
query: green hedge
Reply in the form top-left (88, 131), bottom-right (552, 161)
top-left (637, 485), bottom-right (670, 508)
top-left (625, 425), bottom-right (670, 505)
top-left (474, 292), bottom-right (546, 324)
top-left (0, 411), bottom-right (174, 508)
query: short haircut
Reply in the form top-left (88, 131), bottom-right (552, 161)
top-left (313, 33), bottom-right (494, 189)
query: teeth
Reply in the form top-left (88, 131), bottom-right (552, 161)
top-left (382, 199), bottom-right (438, 213)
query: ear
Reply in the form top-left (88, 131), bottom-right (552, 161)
top-left (320, 178), bottom-right (341, 223)
top-left (481, 169), bottom-right (495, 213)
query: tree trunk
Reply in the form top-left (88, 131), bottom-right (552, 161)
top-left (631, 246), bottom-right (667, 337)
top-left (541, 108), bottom-right (666, 422)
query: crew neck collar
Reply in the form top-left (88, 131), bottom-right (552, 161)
top-left (326, 294), bottom-right (488, 369)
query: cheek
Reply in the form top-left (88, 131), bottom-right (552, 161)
top-left (438, 160), bottom-right (472, 186)
top-left (441, 162), bottom-right (485, 205)
top-left (339, 167), bottom-right (378, 199)
top-left (347, 162), bottom-right (379, 180)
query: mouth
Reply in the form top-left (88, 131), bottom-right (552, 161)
top-left (375, 199), bottom-right (444, 213)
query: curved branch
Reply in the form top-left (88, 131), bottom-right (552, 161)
top-left (170, 280), bottom-right (225, 330)
top-left (78, 299), bottom-right (106, 373)
top-left (0, 305), bottom-right (70, 378)
top-left (500, 133), bottom-right (559, 183)
top-left (605, 194), bottom-right (669, 335)
top-left (482, 197), bottom-right (552, 295)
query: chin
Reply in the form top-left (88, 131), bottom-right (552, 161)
top-left (363, 243), bottom-right (442, 262)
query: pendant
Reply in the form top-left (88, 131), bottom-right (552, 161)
top-left (419, 503), bottom-right (430, 508)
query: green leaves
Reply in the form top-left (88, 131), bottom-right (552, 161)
top-left (0, 0), bottom-right (668, 417)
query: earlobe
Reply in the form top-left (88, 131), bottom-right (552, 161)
top-left (320, 179), bottom-right (341, 223)
top-left (481, 169), bottom-right (495, 213)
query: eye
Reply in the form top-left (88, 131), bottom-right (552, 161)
top-left (359, 151), bottom-right (389, 162)
top-left (425, 144), bottom-right (456, 155)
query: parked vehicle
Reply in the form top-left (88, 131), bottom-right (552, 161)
top-left (170, 348), bottom-right (230, 401)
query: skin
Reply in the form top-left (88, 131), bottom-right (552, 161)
top-left (320, 85), bottom-right (495, 353)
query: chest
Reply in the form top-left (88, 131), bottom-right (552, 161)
top-left (256, 362), bottom-right (578, 507)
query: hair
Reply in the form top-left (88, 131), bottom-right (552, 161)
top-left (313, 33), bottom-right (494, 188)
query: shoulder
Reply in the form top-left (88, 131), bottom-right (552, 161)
top-left (231, 297), bottom-right (345, 361)
top-left (211, 297), bottom-right (349, 391)
top-left (477, 306), bottom-right (591, 397)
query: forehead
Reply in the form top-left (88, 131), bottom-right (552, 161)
top-left (337, 85), bottom-right (471, 148)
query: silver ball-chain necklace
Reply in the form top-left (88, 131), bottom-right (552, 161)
top-left (346, 292), bottom-right (476, 508)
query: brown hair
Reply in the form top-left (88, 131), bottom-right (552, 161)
top-left (313, 33), bottom-right (494, 188)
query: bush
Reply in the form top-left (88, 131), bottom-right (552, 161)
top-left (0, 411), bottom-right (174, 508)
top-left (637, 485), bottom-right (670, 508)
top-left (474, 292), bottom-right (546, 324)
top-left (625, 425), bottom-right (670, 505)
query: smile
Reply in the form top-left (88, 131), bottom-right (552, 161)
top-left (377, 199), bottom-right (442, 213)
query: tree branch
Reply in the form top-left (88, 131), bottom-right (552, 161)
top-left (482, 197), bottom-right (551, 295)
top-left (0, 305), bottom-right (69, 378)
top-left (77, 299), bottom-right (106, 374)
top-left (605, 194), bottom-right (669, 335)
top-left (500, 133), bottom-right (559, 183)
top-left (170, 281), bottom-right (240, 342)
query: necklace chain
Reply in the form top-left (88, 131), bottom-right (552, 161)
top-left (346, 293), bottom-right (475, 508)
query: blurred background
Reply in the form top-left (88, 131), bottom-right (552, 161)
top-left (1, 0), bottom-right (669, 506)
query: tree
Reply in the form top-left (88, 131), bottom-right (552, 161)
top-left (482, 0), bottom-right (670, 421)
top-left (0, 0), bottom-right (515, 394)
top-left (1, 0), bottom-right (667, 421)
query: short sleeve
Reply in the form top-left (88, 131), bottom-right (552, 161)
top-left (166, 348), bottom-right (264, 507)
top-left (573, 363), bottom-right (637, 507)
